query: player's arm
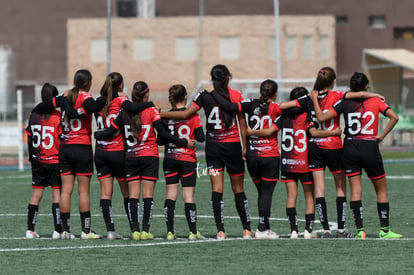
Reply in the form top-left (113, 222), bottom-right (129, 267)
top-left (209, 90), bottom-right (241, 112)
top-left (160, 105), bottom-right (198, 120)
top-left (309, 91), bottom-right (336, 122)
top-left (94, 113), bottom-right (122, 140)
top-left (279, 100), bottom-right (299, 110)
top-left (246, 124), bottom-right (278, 137)
top-left (194, 126), bottom-right (205, 143)
top-left (376, 108), bottom-right (399, 143)
top-left (154, 120), bottom-right (194, 149)
top-left (81, 96), bottom-right (107, 114)
top-left (308, 125), bottom-right (342, 138)
top-left (237, 112), bottom-right (247, 160)
top-left (121, 100), bottom-right (155, 113)
top-left (344, 91), bottom-right (385, 101)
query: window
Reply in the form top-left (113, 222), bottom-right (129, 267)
top-left (369, 15), bottom-right (386, 29)
top-left (91, 38), bottom-right (107, 62)
top-left (336, 15), bottom-right (348, 24)
top-left (117, 0), bottom-right (137, 17)
top-left (134, 38), bottom-right (153, 61)
top-left (394, 27), bottom-right (414, 40)
top-left (285, 35), bottom-right (297, 60)
top-left (176, 37), bottom-right (196, 61)
top-left (318, 35), bottom-right (329, 59)
top-left (220, 37), bottom-right (239, 60)
top-left (302, 35), bottom-right (313, 59)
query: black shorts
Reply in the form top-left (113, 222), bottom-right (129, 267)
top-left (95, 149), bottom-right (126, 181)
top-left (205, 142), bottom-right (245, 176)
top-left (59, 144), bottom-right (93, 176)
top-left (343, 139), bottom-right (385, 179)
top-left (308, 142), bottom-right (344, 174)
top-left (125, 156), bottom-right (159, 182)
top-left (163, 158), bottom-right (196, 187)
top-left (31, 161), bottom-right (61, 189)
top-left (281, 171), bottom-right (313, 185)
top-left (246, 156), bottom-right (279, 183)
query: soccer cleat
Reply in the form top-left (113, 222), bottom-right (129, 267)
top-left (52, 231), bottom-right (61, 239)
top-left (166, 232), bottom-right (176, 241)
top-left (255, 229), bottom-right (279, 240)
top-left (216, 231), bottom-right (227, 241)
top-left (131, 231), bottom-right (141, 241)
top-left (107, 231), bottom-right (123, 240)
top-left (25, 230), bottom-right (40, 239)
top-left (355, 230), bottom-right (366, 239)
top-left (81, 231), bottom-right (102, 240)
top-left (303, 229), bottom-right (318, 239)
top-left (379, 229), bottom-right (402, 239)
top-left (336, 229), bottom-right (354, 238)
top-left (290, 230), bottom-right (299, 239)
top-left (243, 229), bottom-right (254, 239)
top-left (321, 230), bottom-right (332, 238)
top-left (61, 231), bottom-right (75, 240)
top-left (188, 231), bottom-right (206, 240)
top-left (140, 231), bottom-right (154, 240)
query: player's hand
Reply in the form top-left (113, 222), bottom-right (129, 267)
top-left (332, 127), bottom-right (342, 136)
top-left (186, 139), bottom-right (196, 149)
top-left (153, 102), bottom-right (161, 112)
top-left (246, 126), bottom-right (253, 136)
top-left (310, 90), bottom-right (319, 101)
top-left (375, 135), bottom-right (384, 143)
top-left (242, 147), bottom-right (246, 161)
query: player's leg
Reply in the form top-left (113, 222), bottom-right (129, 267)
top-left (165, 182), bottom-right (179, 239)
top-left (285, 180), bottom-right (299, 239)
top-left (26, 188), bottom-right (44, 238)
top-left (60, 174), bottom-right (75, 236)
top-left (141, 179), bottom-right (156, 240)
top-left (128, 179), bottom-right (142, 239)
top-left (348, 174), bottom-right (366, 238)
top-left (301, 174), bottom-right (316, 239)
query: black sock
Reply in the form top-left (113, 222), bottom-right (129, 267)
top-left (124, 198), bottom-right (132, 231)
top-left (211, 192), bottom-right (225, 232)
top-left (315, 197), bottom-right (330, 230)
top-left (164, 199), bottom-right (176, 233)
top-left (286, 207), bottom-right (298, 232)
top-left (80, 211), bottom-right (91, 233)
top-left (185, 203), bottom-right (197, 234)
top-left (259, 180), bottom-right (276, 230)
top-left (61, 212), bottom-right (71, 232)
top-left (336, 196), bottom-right (347, 230)
top-left (129, 198), bottom-right (140, 232)
top-left (305, 213), bottom-right (315, 232)
top-left (100, 199), bottom-right (115, 232)
top-left (142, 198), bottom-right (154, 232)
top-left (235, 192), bottom-right (251, 231)
top-left (27, 204), bottom-right (38, 231)
top-left (377, 202), bottom-right (390, 228)
top-left (350, 200), bottom-right (364, 230)
top-left (52, 203), bottom-right (62, 233)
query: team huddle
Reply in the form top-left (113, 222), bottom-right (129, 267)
top-left (24, 64), bottom-right (402, 241)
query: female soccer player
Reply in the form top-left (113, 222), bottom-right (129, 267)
top-left (25, 83), bottom-right (63, 239)
top-left (281, 67), bottom-right (382, 238)
top-left (160, 84), bottom-right (205, 240)
top-left (248, 87), bottom-right (340, 239)
top-left (207, 79), bottom-right (282, 239)
top-left (160, 64), bottom-right (253, 240)
top-left (58, 69), bottom-right (103, 239)
top-left (96, 81), bottom-right (194, 241)
top-left (310, 72), bottom-right (402, 239)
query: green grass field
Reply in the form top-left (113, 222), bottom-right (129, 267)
top-left (0, 156), bottom-right (414, 274)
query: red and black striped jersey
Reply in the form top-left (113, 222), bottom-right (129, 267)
top-left (276, 111), bottom-right (313, 173)
top-left (162, 109), bottom-right (203, 162)
top-left (242, 99), bottom-right (282, 157)
top-left (192, 88), bottom-right (243, 143)
top-left (95, 96), bottom-right (128, 151)
top-left (331, 97), bottom-right (390, 140)
top-left (60, 91), bottom-right (93, 145)
top-left (25, 110), bottom-right (62, 164)
top-left (296, 90), bottom-right (346, 149)
top-left (112, 107), bottom-right (161, 158)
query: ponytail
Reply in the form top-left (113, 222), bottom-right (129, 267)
top-left (130, 81), bottom-right (149, 137)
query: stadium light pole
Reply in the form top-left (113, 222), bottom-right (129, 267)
top-left (107, 0), bottom-right (112, 75)
top-left (198, 0), bottom-right (204, 87)
top-left (273, 0), bottom-right (281, 81)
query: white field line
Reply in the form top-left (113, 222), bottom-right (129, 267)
top-left (1, 235), bottom-right (414, 253)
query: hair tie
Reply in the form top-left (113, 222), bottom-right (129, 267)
top-left (319, 70), bottom-right (326, 75)
top-left (137, 87), bottom-right (149, 94)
